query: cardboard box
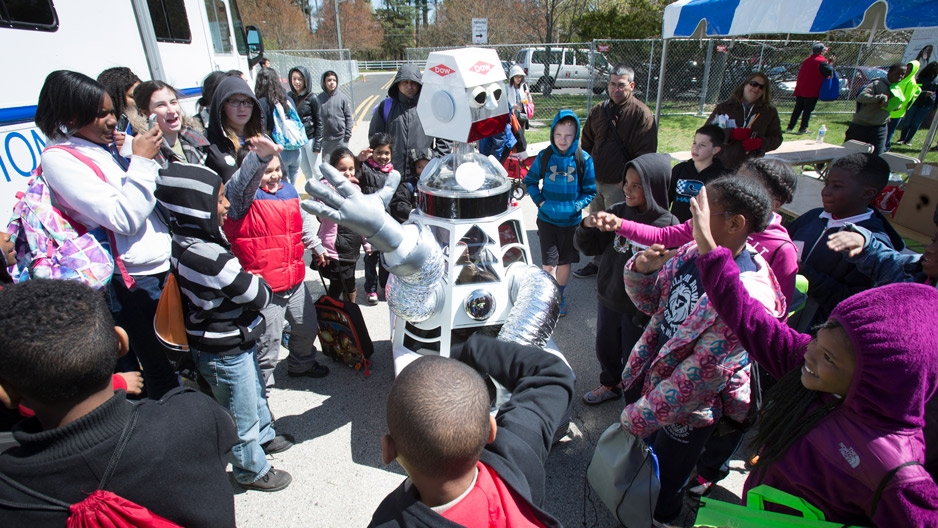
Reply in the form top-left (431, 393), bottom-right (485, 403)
top-left (893, 163), bottom-right (938, 238)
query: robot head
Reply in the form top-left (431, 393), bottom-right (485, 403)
top-left (418, 48), bottom-right (509, 143)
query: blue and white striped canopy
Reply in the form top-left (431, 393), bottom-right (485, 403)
top-left (663, 0), bottom-right (938, 39)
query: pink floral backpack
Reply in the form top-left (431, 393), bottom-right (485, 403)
top-left (6, 146), bottom-right (133, 289)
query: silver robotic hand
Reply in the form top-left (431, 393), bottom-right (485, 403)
top-left (302, 162), bottom-right (403, 253)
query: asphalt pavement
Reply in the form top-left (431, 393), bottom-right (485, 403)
top-left (233, 72), bottom-right (751, 527)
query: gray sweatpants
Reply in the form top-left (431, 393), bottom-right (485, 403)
top-left (255, 281), bottom-right (320, 391)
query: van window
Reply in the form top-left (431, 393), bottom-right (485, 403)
top-left (204, 0), bottom-right (232, 53)
top-left (148, 0), bottom-right (192, 43)
top-left (533, 49), bottom-right (561, 66)
top-left (514, 50), bottom-right (525, 64)
top-left (228, 0), bottom-right (247, 54)
top-left (0, 0), bottom-right (58, 31)
top-left (593, 53), bottom-right (608, 70)
top-left (564, 50), bottom-right (576, 66)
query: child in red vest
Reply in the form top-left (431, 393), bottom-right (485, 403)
top-left (225, 137), bottom-right (331, 390)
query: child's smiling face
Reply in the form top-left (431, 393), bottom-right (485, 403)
top-left (622, 168), bottom-right (646, 212)
top-left (801, 324), bottom-right (855, 397)
top-left (373, 144), bottom-right (392, 167)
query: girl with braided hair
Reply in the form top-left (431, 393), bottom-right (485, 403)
top-left (689, 186), bottom-right (938, 526)
top-left (616, 176), bottom-right (786, 523)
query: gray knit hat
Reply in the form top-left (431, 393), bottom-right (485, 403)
top-left (812, 42), bottom-right (827, 54)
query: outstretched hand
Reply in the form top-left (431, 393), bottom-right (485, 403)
top-left (246, 135), bottom-right (283, 159)
top-left (690, 187), bottom-right (717, 255)
top-left (633, 244), bottom-right (675, 274)
top-left (302, 162), bottom-right (401, 242)
top-left (592, 211), bottom-right (623, 232)
top-left (827, 231), bottom-right (865, 257)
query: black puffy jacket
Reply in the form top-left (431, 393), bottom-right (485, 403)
top-left (288, 66), bottom-right (324, 152)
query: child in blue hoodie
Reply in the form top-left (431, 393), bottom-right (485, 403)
top-left (523, 110), bottom-right (597, 316)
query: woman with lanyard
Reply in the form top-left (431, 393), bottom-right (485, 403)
top-left (707, 72), bottom-right (783, 171)
top-left (34, 70), bottom-right (180, 399)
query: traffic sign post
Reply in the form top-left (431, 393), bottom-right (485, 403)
top-left (472, 18), bottom-right (487, 45)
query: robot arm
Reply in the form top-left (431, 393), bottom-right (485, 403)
top-left (302, 162), bottom-right (402, 253)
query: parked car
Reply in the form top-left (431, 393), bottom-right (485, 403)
top-left (839, 66), bottom-right (888, 99)
top-left (773, 64), bottom-right (849, 99)
top-left (513, 47), bottom-right (609, 94)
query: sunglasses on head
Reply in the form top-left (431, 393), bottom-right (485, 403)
top-left (748, 80), bottom-right (765, 89)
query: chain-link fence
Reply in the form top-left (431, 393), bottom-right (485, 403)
top-left (406, 39), bottom-right (908, 128)
top-left (268, 39), bottom-right (908, 132)
top-left (265, 49), bottom-right (359, 110)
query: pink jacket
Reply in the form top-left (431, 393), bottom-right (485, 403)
top-left (620, 242), bottom-right (785, 437)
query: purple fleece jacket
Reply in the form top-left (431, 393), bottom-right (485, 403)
top-left (697, 248), bottom-right (938, 526)
top-left (616, 212), bottom-right (797, 306)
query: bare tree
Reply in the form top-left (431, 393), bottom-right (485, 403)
top-left (239, 0), bottom-right (313, 49)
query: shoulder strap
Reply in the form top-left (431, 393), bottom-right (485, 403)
top-left (601, 100), bottom-right (632, 161)
top-left (42, 145), bottom-right (137, 289)
top-left (537, 147), bottom-right (584, 182)
top-left (869, 460), bottom-right (923, 520)
top-left (99, 403), bottom-right (141, 490)
top-left (0, 403), bottom-right (141, 513)
top-left (383, 98), bottom-right (393, 122)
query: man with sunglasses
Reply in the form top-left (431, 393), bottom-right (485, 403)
top-left (575, 64), bottom-right (657, 278)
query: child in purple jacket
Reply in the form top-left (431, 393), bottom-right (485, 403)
top-left (690, 187), bottom-right (938, 526)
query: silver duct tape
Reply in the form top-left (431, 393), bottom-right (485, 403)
top-left (498, 264), bottom-right (561, 348)
top-left (386, 241), bottom-right (446, 323)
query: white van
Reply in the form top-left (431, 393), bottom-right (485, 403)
top-left (513, 47), bottom-right (608, 94)
top-left (0, 0), bottom-right (264, 219)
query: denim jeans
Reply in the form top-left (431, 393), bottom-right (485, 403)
top-left (195, 347), bottom-right (275, 483)
top-left (845, 122), bottom-right (887, 156)
top-left (299, 142), bottom-right (322, 183)
top-left (281, 148), bottom-right (302, 185)
top-left (107, 271), bottom-right (180, 399)
top-left (364, 251), bottom-right (388, 294)
top-left (898, 104), bottom-right (933, 143)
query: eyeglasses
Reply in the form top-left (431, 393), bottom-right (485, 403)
top-left (226, 99), bottom-right (255, 108)
top-left (748, 80), bottom-right (765, 89)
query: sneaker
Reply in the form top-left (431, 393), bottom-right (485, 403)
top-left (582, 385), bottom-right (621, 405)
top-left (797, 128), bottom-right (810, 135)
top-left (573, 263), bottom-right (598, 278)
top-left (784, 127), bottom-right (794, 133)
top-left (287, 361), bottom-right (330, 378)
top-left (239, 467), bottom-right (292, 492)
top-left (687, 474), bottom-right (713, 497)
top-left (366, 292), bottom-right (379, 305)
top-left (559, 296), bottom-right (567, 317)
top-left (262, 433), bottom-right (294, 455)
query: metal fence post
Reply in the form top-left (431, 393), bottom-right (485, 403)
top-left (698, 39), bottom-right (714, 116)
top-left (646, 39), bottom-right (655, 106)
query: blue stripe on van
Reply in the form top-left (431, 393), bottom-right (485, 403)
top-left (0, 106), bottom-right (38, 127)
top-left (0, 87), bottom-right (201, 128)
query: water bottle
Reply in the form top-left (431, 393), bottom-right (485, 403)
top-left (816, 124), bottom-right (827, 144)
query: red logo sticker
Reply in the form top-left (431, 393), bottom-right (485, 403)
top-left (429, 64), bottom-right (454, 76)
top-left (470, 61), bottom-right (494, 74)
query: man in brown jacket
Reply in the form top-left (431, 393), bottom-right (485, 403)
top-left (575, 64), bottom-right (657, 277)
